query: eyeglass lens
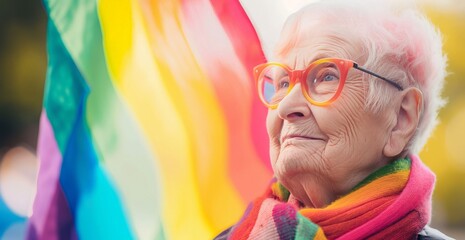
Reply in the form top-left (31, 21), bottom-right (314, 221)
top-left (258, 62), bottom-right (342, 105)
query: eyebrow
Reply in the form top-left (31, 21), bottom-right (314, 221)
top-left (263, 74), bottom-right (273, 81)
top-left (264, 71), bottom-right (288, 81)
top-left (303, 53), bottom-right (331, 67)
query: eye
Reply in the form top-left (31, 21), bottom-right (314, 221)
top-left (275, 76), bottom-right (290, 90)
top-left (314, 68), bottom-right (339, 83)
top-left (279, 81), bottom-right (290, 89)
top-left (323, 74), bottom-right (337, 81)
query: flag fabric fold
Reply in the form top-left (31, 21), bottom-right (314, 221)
top-left (28, 0), bottom-right (273, 239)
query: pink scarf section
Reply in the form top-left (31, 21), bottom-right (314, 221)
top-left (339, 154), bottom-right (435, 239)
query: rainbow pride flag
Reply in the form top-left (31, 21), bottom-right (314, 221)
top-left (25, 0), bottom-right (306, 239)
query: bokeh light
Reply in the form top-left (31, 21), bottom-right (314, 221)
top-left (1, 222), bottom-right (27, 240)
top-left (0, 146), bottom-right (38, 217)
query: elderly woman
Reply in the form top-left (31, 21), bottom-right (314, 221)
top-left (215, 0), bottom-right (452, 239)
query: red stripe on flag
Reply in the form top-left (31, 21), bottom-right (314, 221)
top-left (209, 0), bottom-right (270, 168)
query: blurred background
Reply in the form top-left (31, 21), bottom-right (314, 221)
top-left (0, 0), bottom-right (45, 238)
top-left (0, 0), bottom-right (464, 238)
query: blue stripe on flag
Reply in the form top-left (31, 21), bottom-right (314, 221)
top-left (46, 20), bottom-right (134, 239)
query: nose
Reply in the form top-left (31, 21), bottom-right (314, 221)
top-left (277, 83), bottom-right (311, 121)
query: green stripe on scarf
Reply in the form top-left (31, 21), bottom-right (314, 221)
top-left (295, 213), bottom-right (319, 239)
top-left (352, 158), bottom-right (411, 192)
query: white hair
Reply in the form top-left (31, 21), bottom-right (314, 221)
top-left (273, 0), bottom-right (447, 154)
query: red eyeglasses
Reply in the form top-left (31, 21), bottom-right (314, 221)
top-left (254, 58), bottom-right (403, 109)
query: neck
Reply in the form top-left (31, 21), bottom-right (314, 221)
top-left (282, 158), bottom-right (392, 208)
top-left (281, 174), bottom-right (337, 208)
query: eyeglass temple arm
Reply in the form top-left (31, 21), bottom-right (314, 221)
top-left (353, 63), bottom-right (404, 91)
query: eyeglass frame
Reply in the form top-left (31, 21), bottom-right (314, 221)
top-left (253, 58), bottom-right (403, 109)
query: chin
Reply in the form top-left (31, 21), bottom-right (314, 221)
top-left (273, 152), bottom-right (306, 179)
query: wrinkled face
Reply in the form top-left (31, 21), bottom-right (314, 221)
top-left (266, 34), bottom-right (395, 207)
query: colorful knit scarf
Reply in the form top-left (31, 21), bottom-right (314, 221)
top-left (226, 155), bottom-right (435, 240)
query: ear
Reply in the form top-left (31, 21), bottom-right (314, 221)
top-left (383, 88), bottom-right (423, 157)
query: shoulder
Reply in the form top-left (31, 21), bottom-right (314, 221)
top-left (417, 226), bottom-right (455, 240)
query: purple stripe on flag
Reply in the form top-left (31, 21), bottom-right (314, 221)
top-left (27, 111), bottom-right (75, 239)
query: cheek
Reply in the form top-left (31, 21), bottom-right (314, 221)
top-left (316, 86), bottom-right (367, 157)
top-left (266, 110), bottom-right (283, 169)
top-left (317, 99), bottom-right (364, 140)
top-left (266, 110), bottom-right (284, 140)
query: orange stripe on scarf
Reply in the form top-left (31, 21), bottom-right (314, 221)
top-left (299, 170), bottom-right (409, 239)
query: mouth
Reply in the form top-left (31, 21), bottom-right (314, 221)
top-left (281, 134), bottom-right (324, 144)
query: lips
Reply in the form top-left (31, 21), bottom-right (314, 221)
top-left (281, 134), bottom-right (324, 143)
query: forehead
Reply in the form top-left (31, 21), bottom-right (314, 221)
top-left (274, 23), bottom-right (361, 69)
